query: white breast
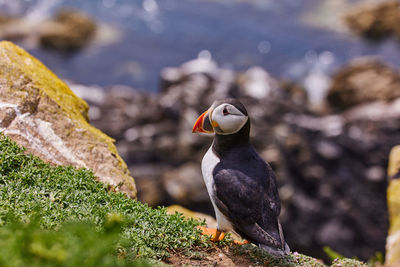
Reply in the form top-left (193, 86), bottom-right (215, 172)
top-left (201, 146), bottom-right (234, 232)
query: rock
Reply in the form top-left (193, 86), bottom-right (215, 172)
top-left (39, 9), bottom-right (97, 51)
top-left (235, 66), bottom-right (279, 99)
top-left (0, 9), bottom-right (97, 52)
top-left (135, 175), bottom-right (163, 207)
top-left (386, 146), bottom-right (400, 265)
top-left (280, 80), bottom-right (309, 107)
top-left (344, 98), bottom-right (400, 122)
top-left (327, 59), bottom-right (400, 111)
top-left (0, 15), bottom-right (33, 42)
top-left (315, 140), bottom-right (342, 160)
top-left (0, 14), bottom-right (16, 25)
top-left (388, 146), bottom-right (400, 180)
top-left (128, 163), bottom-right (167, 207)
top-left (0, 41), bottom-right (136, 198)
top-left (365, 166), bottom-right (385, 182)
top-left (345, 1), bottom-right (400, 41)
top-left (317, 219), bottom-right (354, 245)
top-left (386, 259), bottom-right (400, 267)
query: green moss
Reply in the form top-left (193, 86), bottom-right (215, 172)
top-left (324, 246), bottom-right (345, 261)
top-left (0, 216), bottom-right (152, 267)
top-left (331, 258), bottom-right (367, 267)
top-left (367, 251), bottom-right (384, 267)
top-left (0, 134), bottom-right (208, 260)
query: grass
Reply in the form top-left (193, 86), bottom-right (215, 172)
top-left (0, 216), bottom-right (152, 267)
top-left (0, 134), bottom-right (209, 265)
top-left (0, 134), bottom-right (368, 266)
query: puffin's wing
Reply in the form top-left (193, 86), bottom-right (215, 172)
top-left (264, 163), bottom-right (281, 216)
top-left (213, 160), bottom-right (281, 220)
top-left (213, 168), bottom-right (263, 223)
top-left (213, 167), bottom-right (283, 249)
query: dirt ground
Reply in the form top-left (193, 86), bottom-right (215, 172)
top-left (163, 246), bottom-right (257, 267)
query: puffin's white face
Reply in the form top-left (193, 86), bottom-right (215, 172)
top-left (209, 103), bottom-right (248, 135)
top-left (192, 100), bottom-right (249, 135)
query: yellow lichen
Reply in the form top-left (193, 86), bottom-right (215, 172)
top-left (388, 180), bottom-right (400, 232)
top-left (386, 146), bottom-right (400, 264)
top-left (388, 146), bottom-right (400, 177)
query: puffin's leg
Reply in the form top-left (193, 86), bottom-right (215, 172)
top-left (196, 226), bottom-right (250, 244)
top-left (211, 229), bottom-right (224, 242)
top-left (196, 226), bottom-right (225, 241)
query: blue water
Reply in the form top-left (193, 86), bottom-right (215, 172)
top-left (2, 0), bottom-right (400, 92)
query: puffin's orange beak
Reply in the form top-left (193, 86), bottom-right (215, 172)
top-left (192, 109), bottom-right (214, 133)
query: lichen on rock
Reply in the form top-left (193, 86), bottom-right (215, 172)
top-left (386, 145), bottom-right (400, 265)
top-left (0, 40), bottom-right (136, 198)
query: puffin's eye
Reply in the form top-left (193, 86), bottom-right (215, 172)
top-left (223, 106), bottom-right (229, 116)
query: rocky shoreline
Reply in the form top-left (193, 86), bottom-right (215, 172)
top-left (70, 56), bottom-right (400, 261)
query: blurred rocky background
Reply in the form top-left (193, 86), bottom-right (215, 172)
top-left (0, 8), bottom-right (97, 51)
top-left (71, 56), bottom-right (400, 261)
top-left (2, 0), bottom-right (400, 263)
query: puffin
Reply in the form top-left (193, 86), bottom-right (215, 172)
top-left (192, 98), bottom-right (290, 257)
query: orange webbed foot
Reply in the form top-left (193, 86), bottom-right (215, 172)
top-left (196, 226), bottom-right (225, 242)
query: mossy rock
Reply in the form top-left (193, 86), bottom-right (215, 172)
top-left (386, 145), bottom-right (400, 264)
top-left (0, 40), bottom-right (136, 198)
